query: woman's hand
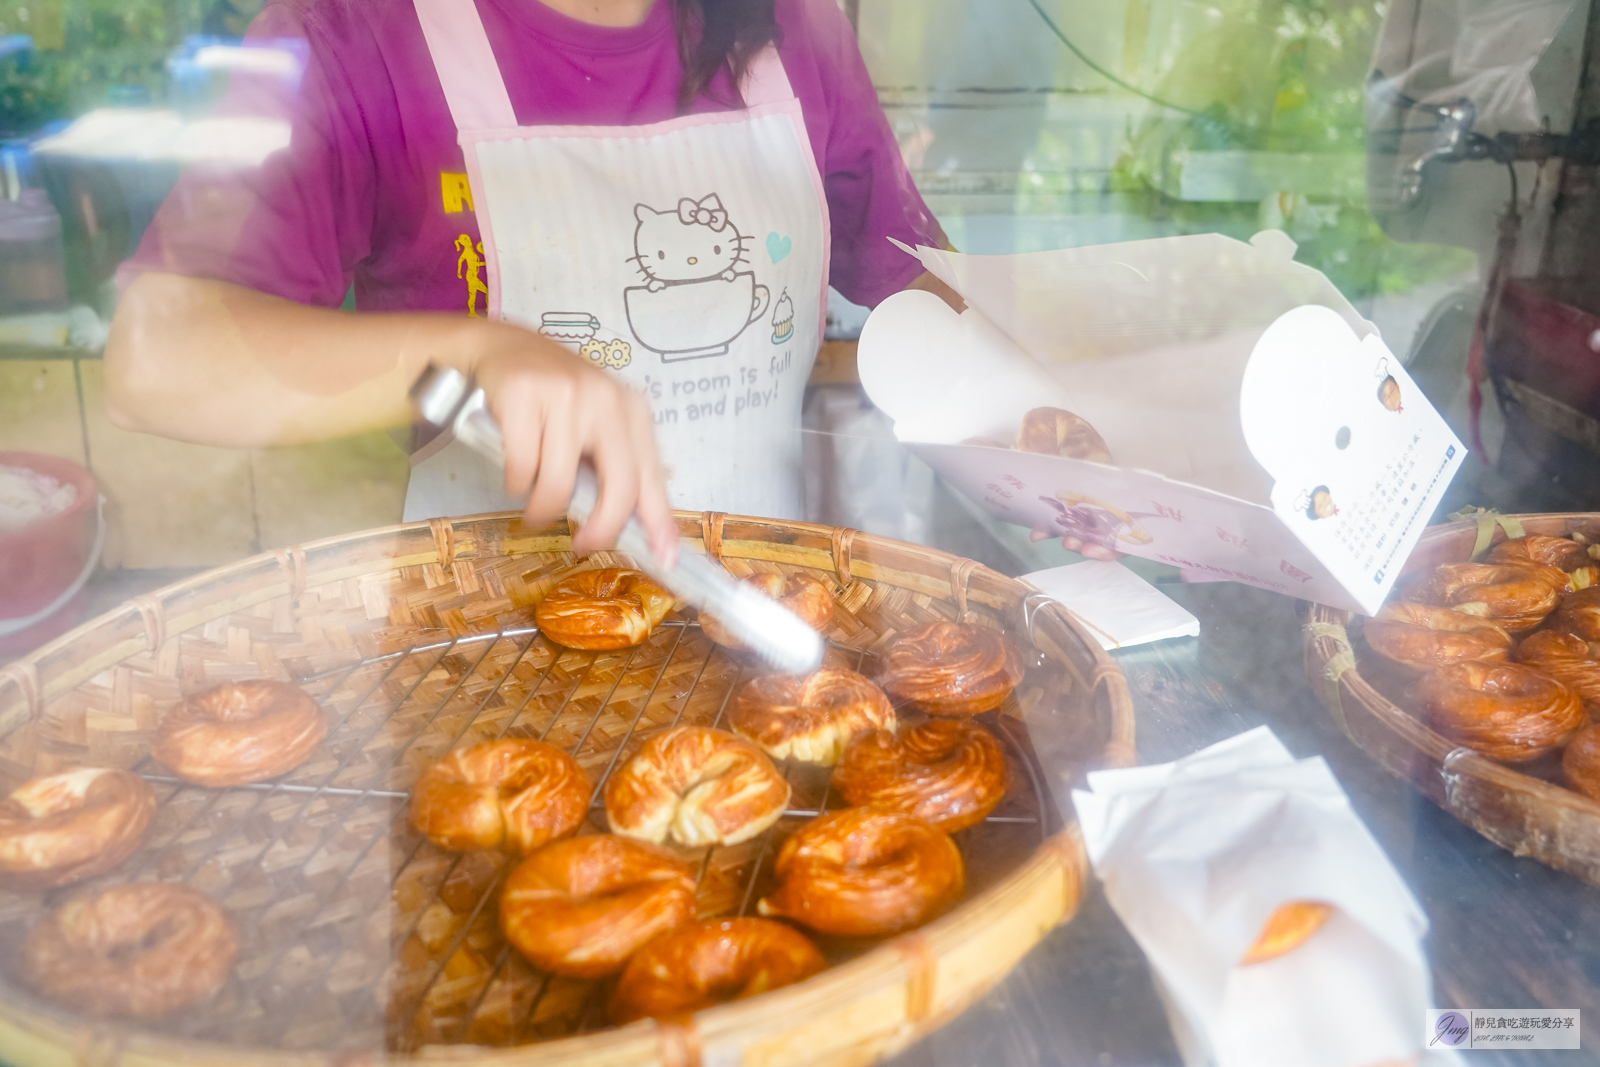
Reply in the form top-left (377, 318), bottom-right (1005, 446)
top-left (474, 329), bottom-right (676, 562)
top-left (105, 273), bottom-right (677, 563)
top-left (1030, 527), bottom-right (1125, 562)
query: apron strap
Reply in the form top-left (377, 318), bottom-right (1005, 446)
top-left (741, 44), bottom-right (796, 108)
top-left (413, 0), bottom-right (517, 131)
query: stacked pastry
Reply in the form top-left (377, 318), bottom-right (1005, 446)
top-left (398, 564), bottom-right (1032, 1026)
top-left (1363, 533), bottom-right (1600, 800)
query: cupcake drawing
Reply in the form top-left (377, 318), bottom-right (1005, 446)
top-left (771, 289), bottom-right (794, 344)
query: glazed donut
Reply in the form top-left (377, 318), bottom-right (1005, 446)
top-left (152, 679), bottom-right (327, 787)
top-left (608, 918), bottom-right (825, 1024)
top-left (877, 621), bottom-right (1025, 716)
top-left (700, 573), bottom-right (834, 651)
top-left (0, 769), bottom-right (156, 891)
top-left (1405, 562), bottom-right (1567, 631)
top-left (1489, 534), bottom-right (1591, 571)
top-left (1415, 661), bottom-right (1585, 762)
top-left (410, 739), bottom-right (588, 852)
top-left (1362, 602), bottom-right (1512, 672)
top-left (1549, 586), bottom-right (1600, 642)
top-left (535, 568), bottom-right (674, 651)
top-left (756, 807), bottom-right (964, 937)
top-left (605, 726), bottom-right (789, 847)
top-left (832, 719), bottom-right (1007, 833)
top-left (24, 882), bottom-right (239, 1018)
top-left (1240, 902), bottom-right (1332, 966)
top-left (1514, 630), bottom-right (1600, 708)
top-left (499, 834), bottom-right (695, 977)
top-left (1562, 723), bottom-right (1600, 802)
top-left (1014, 407), bottom-right (1112, 464)
top-left (730, 669), bottom-right (895, 766)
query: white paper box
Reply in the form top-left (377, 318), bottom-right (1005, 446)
top-left (857, 231), bottom-right (1465, 615)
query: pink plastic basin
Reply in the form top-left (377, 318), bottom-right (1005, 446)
top-left (0, 451), bottom-right (98, 655)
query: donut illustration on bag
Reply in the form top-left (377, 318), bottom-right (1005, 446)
top-left (623, 193), bottom-right (770, 362)
top-left (1375, 357), bottom-right (1403, 412)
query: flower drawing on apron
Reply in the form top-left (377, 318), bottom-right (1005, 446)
top-left (624, 193), bottom-right (772, 363)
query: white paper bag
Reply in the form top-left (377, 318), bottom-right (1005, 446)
top-left (1073, 728), bottom-right (1431, 1067)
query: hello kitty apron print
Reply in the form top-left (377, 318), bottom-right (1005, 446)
top-left (401, 0), bottom-right (829, 523)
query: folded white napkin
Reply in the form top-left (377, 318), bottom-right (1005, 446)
top-left (1073, 727), bottom-right (1431, 1067)
top-left (1021, 560), bottom-right (1199, 649)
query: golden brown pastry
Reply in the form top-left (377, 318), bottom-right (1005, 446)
top-left (410, 739), bottom-right (588, 853)
top-left (1549, 586), bottom-right (1600, 642)
top-left (152, 679), bottom-right (327, 787)
top-left (1561, 723), bottom-right (1600, 802)
top-left (730, 669), bottom-right (895, 766)
top-left (1240, 902), bottom-right (1333, 965)
top-left (757, 807), bottom-right (963, 937)
top-left (499, 834), bottom-right (695, 977)
top-left (1488, 534), bottom-right (1592, 571)
top-left (1514, 630), bottom-right (1600, 708)
top-left (832, 719), bottom-right (1007, 833)
top-left (608, 917), bottom-right (825, 1024)
top-left (1362, 602), bottom-right (1512, 672)
top-left (1014, 407), bottom-right (1113, 464)
top-left (877, 621), bottom-right (1025, 716)
top-left (1415, 661), bottom-right (1585, 762)
top-left (535, 568), bottom-right (674, 651)
top-left (1404, 562), bottom-right (1568, 631)
top-left (700, 572), bottom-right (834, 652)
top-left (24, 882), bottom-right (239, 1018)
top-left (605, 726), bottom-right (789, 847)
top-left (0, 769), bottom-right (155, 891)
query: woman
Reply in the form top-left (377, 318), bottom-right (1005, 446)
top-left (106, 0), bottom-right (958, 559)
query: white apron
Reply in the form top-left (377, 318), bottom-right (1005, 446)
top-left (402, 0), bottom-right (829, 522)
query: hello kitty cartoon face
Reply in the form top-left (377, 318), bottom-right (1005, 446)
top-left (629, 194), bottom-right (751, 291)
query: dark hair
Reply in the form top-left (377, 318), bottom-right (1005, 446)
top-left (672, 0), bottom-right (782, 112)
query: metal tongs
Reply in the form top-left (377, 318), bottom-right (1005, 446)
top-left (409, 365), bottom-right (824, 675)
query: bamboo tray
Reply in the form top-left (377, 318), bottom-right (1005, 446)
top-left (0, 511), bottom-right (1134, 1067)
top-left (1304, 512), bottom-right (1600, 886)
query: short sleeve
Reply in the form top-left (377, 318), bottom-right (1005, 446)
top-left (783, 0), bottom-right (943, 308)
top-left (121, 0), bottom-right (376, 308)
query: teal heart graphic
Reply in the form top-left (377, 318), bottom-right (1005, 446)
top-left (766, 232), bottom-right (792, 263)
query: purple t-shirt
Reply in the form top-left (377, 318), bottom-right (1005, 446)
top-left (128, 0), bottom-right (940, 312)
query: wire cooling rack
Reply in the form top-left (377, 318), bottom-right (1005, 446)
top-left (0, 618), bottom-right (1052, 1054)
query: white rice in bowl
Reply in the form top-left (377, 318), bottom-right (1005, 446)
top-left (0, 463), bottom-right (79, 534)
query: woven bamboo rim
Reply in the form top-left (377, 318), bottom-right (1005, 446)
top-left (1304, 512), bottom-right (1600, 886)
top-left (0, 510), bottom-right (1134, 1067)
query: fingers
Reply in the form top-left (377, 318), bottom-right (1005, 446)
top-left (574, 434), bottom-right (638, 556)
top-left (523, 397), bottom-right (579, 532)
top-left (626, 393), bottom-right (677, 566)
top-left (496, 374), bottom-right (543, 500)
top-left (1080, 542), bottom-right (1122, 562)
top-left (478, 331), bottom-right (673, 562)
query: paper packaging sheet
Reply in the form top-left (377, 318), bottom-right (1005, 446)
top-left (857, 231), bottom-right (1466, 615)
top-left (1071, 728), bottom-right (1431, 1067)
top-left (1021, 561), bottom-right (1199, 650)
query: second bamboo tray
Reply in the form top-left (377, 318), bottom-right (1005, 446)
top-left (1303, 512), bottom-right (1600, 886)
top-left (0, 510), bottom-right (1134, 1067)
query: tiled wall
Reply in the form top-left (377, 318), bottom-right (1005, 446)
top-left (1, 357), bottom-right (409, 569)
